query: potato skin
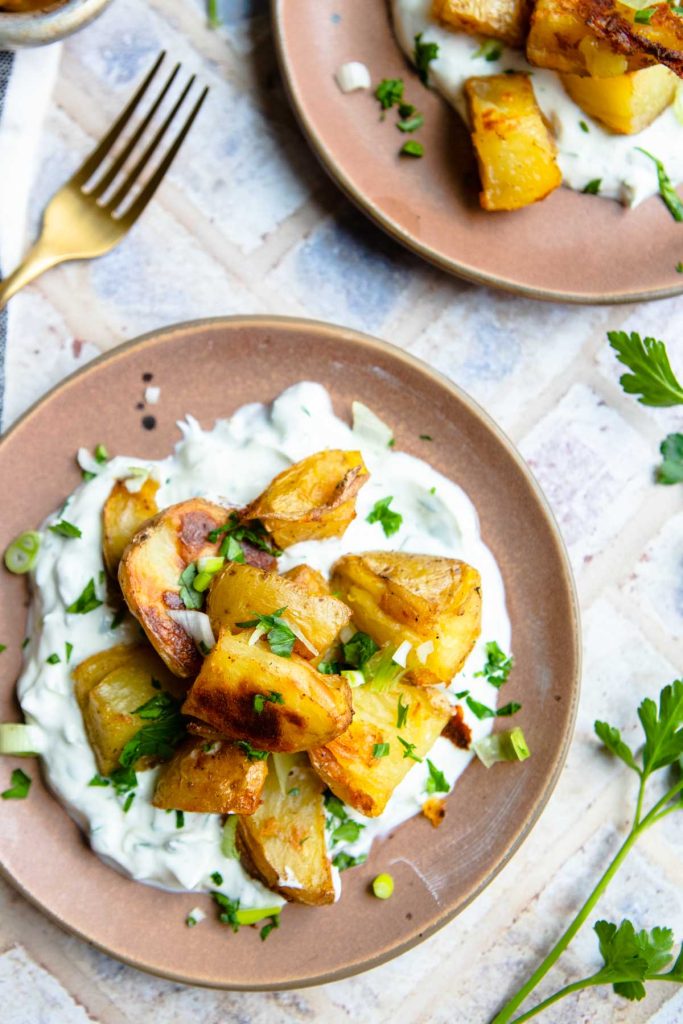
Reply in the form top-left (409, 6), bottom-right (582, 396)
top-left (282, 564), bottom-right (332, 597)
top-left (433, 0), bottom-right (530, 48)
top-left (73, 644), bottom-right (185, 776)
top-left (237, 759), bottom-right (335, 905)
top-left (309, 682), bottom-right (450, 818)
top-left (102, 477), bottom-right (159, 577)
top-left (331, 551), bottom-right (482, 684)
top-left (182, 631), bottom-right (353, 752)
top-left (152, 736), bottom-right (267, 814)
top-left (207, 562), bottom-right (351, 664)
top-left (118, 499), bottom-right (231, 677)
top-left (241, 450), bottom-right (369, 549)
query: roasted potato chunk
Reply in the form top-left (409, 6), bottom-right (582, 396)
top-left (207, 562), bottom-right (350, 664)
top-left (102, 477), bottom-right (159, 577)
top-left (464, 74), bottom-right (562, 212)
top-left (241, 450), bottom-right (369, 549)
top-left (433, 0), bottom-right (530, 48)
top-left (182, 631), bottom-right (353, 752)
top-left (309, 682), bottom-right (450, 817)
top-left (73, 645), bottom-right (185, 776)
top-left (561, 64), bottom-right (677, 134)
top-left (237, 759), bottom-right (335, 905)
top-left (118, 499), bottom-right (230, 677)
top-left (282, 564), bottom-right (332, 597)
top-left (152, 736), bottom-right (267, 814)
top-left (331, 552), bottom-right (481, 685)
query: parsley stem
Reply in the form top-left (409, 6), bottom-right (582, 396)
top-left (506, 976), bottom-right (602, 1024)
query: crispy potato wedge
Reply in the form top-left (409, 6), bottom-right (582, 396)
top-left (152, 736), bottom-right (267, 814)
top-left (561, 64), bottom-right (676, 133)
top-left (237, 758), bottom-right (335, 905)
top-left (241, 450), bottom-right (369, 549)
top-left (118, 499), bottom-right (230, 677)
top-left (73, 645), bottom-right (185, 776)
top-left (207, 562), bottom-right (351, 664)
top-left (331, 551), bottom-right (482, 684)
top-left (586, 1), bottom-right (683, 79)
top-left (309, 682), bottom-right (450, 817)
top-left (102, 477), bottom-right (160, 577)
top-left (182, 631), bottom-right (353, 752)
top-left (282, 564), bottom-right (332, 597)
top-left (433, 0), bottom-right (530, 48)
top-left (464, 74), bottom-right (562, 212)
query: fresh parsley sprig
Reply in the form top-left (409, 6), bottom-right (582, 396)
top-left (608, 331), bottom-right (683, 407)
top-left (490, 680), bottom-right (683, 1024)
top-left (475, 641), bottom-right (514, 689)
top-left (366, 496), bottom-right (403, 537)
top-left (236, 608), bottom-right (297, 658)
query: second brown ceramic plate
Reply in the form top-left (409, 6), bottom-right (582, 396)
top-left (0, 317), bottom-right (579, 988)
top-left (272, 0), bottom-right (683, 304)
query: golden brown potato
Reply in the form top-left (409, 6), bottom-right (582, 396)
top-left (182, 631), bottom-right (353, 752)
top-left (309, 682), bottom-right (450, 817)
top-left (241, 450), bottom-right (369, 549)
top-left (561, 64), bottom-right (677, 134)
top-left (152, 736), bottom-right (267, 814)
top-left (587, 1), bottom-right (683, 78)
top-left (464, 74), bottom-right (563, 212)
top-left (331, 552), bottom-right (482, 685)
top-left (118, 499), bottom-right (230, 677)
top-left (433, 0), bottom-right (530, 48)
top-left (207, 562), bottom-right (350, 664)
top-left (282, 564), bottom-right (332, 597)
top-left (102, 477), bottom-right (160, 577)
top-left (73, 645), bottom-right (185, 776)
top-left (237, 758), bottom-right (335, 905)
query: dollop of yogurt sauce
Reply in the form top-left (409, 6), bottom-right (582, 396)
top-left (392, 0), bottom-right (683, 205)
top-left (17, 382), bottom-right (510, 909)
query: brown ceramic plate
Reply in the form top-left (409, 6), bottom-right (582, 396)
top-left (0, 317), bottom-right (579, 988)
top-left (272, 0), bottom-right (683, 304)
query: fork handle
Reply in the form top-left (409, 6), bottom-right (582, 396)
top-left (0, 237), bottom-right (63, 311)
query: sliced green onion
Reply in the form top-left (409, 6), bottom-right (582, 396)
top-left (221, 815), bottom-right (239, 859)
top-left (363, 646), bottom-right (407, 693)
top-left (372, 873), bottom-right (394, 899)
top-left (0, 723), bottom-right (41, 756)
top-left (234, 906), bottom-right (282, 926)
top-left (272, 751), bottom-right (305, 795)
top-left (196, 556), bottom-right (225, 574)
top-left (192, 571), bottom-right (214, 593)
top-left (4, 531), bottom-right (41, 574)
top-left (473, 727), bottom-right (530, 768)
top-left (341, 669), bottom-right (366, 688)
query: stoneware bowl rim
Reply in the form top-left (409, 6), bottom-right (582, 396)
top-left (0, 0), bottom-right (113, 47)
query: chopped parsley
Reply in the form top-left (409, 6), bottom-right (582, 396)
top-left (175, 810), bottom-right (184, 829)
top-left (48, 519), bottom-right (82, 539)
top-left (109, 765), bottom-right (137, 796)
top-left (366, 496), bottom-right (403, 537)
top-left (396, 693), bottom-right (410, 729)
top-left (1, 768), bottom-right (31, 799)
top-left (414, 32), bottom-right (439, 84)
top-left (65, 641), bottom-right (73, 662)
top-left (676, 262), bottom-right (683, 273)
top-left (66, 578), bottom-right (103, 615)
top-left (317, 660), bottom-right (341, 675)
top-left (186, 912), bottom-right (200, 927)
top-left (88, 775), bottom-right (110, 787)
top-left (375, 77), bottom-right (404, 110)
top-left (236, 608), bottom-right (296, 658)
top-left (178, 563), bottom-right (204, 610)
top-left (582, 179), bottom-right (602, 195)
top-left (333, 851), bottom-right (368, 871)
top-left (46, 653), bottom-right (61, 665)
top-left (332, 819), bottom-right (365, 843)
top-left (253, 691), bottom-right (284, 714)
top-left (212, 891), bottom-right (240, 932)
top-left (118, 692), bottom-right (186, 769)
top-left (208, 513), bottom-right (280, 561)
top-left (398, 101), bottom-right (415, 118)
top-left (656, 433), bottom-right (683, 484)
top-left (123, 792), bottom-right (135, 813)
top-left (400, 140), bottom-right (424, 158)
top-left (475, 641), bottom-right (514, 688)
top-left (94, 443), bottom-right (109, 464)
top-left (472, 38), bottom-right (503, 61)
top-left (325, 791), bottom-right (366, 845)
top-left (397, 112), bottom-right (425, 133)
top-left (260, 915), bottom-right (279, 941)
top-left (425, 759), bottom-right (449, 794)
top-left (0, 644), bottom-right (5, 654)
top-left (579, 120), bottom-right (589, 133)
top-left (637, 148), bottom-right (683, 222)
top-left (397, 736), bottom-right (422, 762)
top-left (466, 696), bottom-right (522, 720)
top-left (236, 740), bottom-right (269, 762)
top-left (373, 742), bottom-right (390, 759)
top-left (342, 631), bottom-right (378, 669)
top-left (419, 433), bottom-right (433, 441)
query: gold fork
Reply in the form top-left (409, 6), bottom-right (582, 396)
top-left (0, 53), bottom-right (208, 310)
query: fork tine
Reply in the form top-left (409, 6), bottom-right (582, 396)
top-left (105, 74), bottom-right (196, 214)
top-left (70, 51), bottom-right (166, 189)
top-left (121, 87), bottom-right (208, 225)
top-left (88, 63), bottom-right (181, 201)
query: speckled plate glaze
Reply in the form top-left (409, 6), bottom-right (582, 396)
top-left (0, 317), bottom-right (580, 989)
top-left (272, 0), bottom-right (683, 304)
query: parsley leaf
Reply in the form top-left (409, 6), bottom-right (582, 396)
top-left (253, 691), bottom-right (284, 714)
top-left (236, 740), bottom-right (269, 762)
top-left (595, 720), bottom-right (639, 774)
top-left (637, 148), bottom-right (683, 222)
top-left (400, 140), bottom-right (424, 158)
top-left (375, 77), bottom-right (404, 110)
top-left (583, 179), bottom-right (602, 195)
top-left (656, 433), bottom-right (683, 484)
top-left (396, 692), bottom-right (410, 729)
top-left (475, 641), bottom-right (514, 688)
top-left (608, 331), bottom-right (683, 406)
top-left (466, 696), bottom-right (521, 719)
top-left (260, 915), bottom-right (280, 942)
top-left (66, 578), bottom-right (103, 615)
top-left (119, 692), bottom-right (186, 768)
top-left (342, 631), bottom-right (378, 669)
top-left (472, 38), bottom-right (503, 61)
top-left (325, 791), bottom-right (366, 845)
top-left (397, 736), bottom-right (422, 762)
top-left (425, 759), bottom-right (449, 794)
top-left (1, 767), bottom-right (31, 799)
top-left (366, 496), bottom-right (403, 537)
top-left (414, 32), bottom-right (439, 84)
top-left (333, 851), bottom-right (368, 871)
top-left (212, 891), bottom-right (241, 932)
top-left (236, 608), bottom-right (297, 658)
top-left (397, 112), bottom-right (425, 133)
top-left (638, 679), bottom-right (683, 775)
top-left (332, 820), bottom-right (364, 843)
top-left (594, 919), bottom-right (675, 1000)
top-left (178, 563), bottom-right (204, 610)
top-left (209, 514), bottom-right (280, 559)
top-left (48, 519), bottom-right (82, 539)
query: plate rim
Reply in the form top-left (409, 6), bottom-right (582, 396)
top-left (270, 0), bottom-right (683, 306)
top-left (0, 314), bottom-right (582, 989)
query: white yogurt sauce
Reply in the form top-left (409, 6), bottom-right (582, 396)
top-left (392, 0), bottom-right (683, 205)
top-left (16, 382), bottom-right (510, 908)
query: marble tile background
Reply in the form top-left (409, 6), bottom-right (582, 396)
top-left (0, 1), bottom-right (681, 1021)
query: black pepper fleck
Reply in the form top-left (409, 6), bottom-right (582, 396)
top-left (135, 402), bottom-right (144, 410)
top-left (142, 372), bottom-right (153, 382)
top-left (142, 415), bottom-right (156, 431)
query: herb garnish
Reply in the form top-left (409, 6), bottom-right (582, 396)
top-left (1, 767), bottom-right (31, 799)
top-left (236, 740), bottom-right (269, 762)
top-left (212, 891), bottom-right (241, 932)
top-left (48, 519), bottom-right (82, 539)
top-left (634, 5), bottom-right (656, 22)
top-left (466, 696), bottom-right (521, 720)
top-left (400, 140), bottom-right (424, 158)
top-left (366, 496), bottom-right (403, 536)
top-left (413, 33), bottom-right (439, 84)
top-left (46, 653), bottom-right (61, 665)
top-left (608, 330), bottom-right (683, 406)
top-left (397, 112), bottom-right (425, 133)
top-left (475, 641), bottom-right (514, 688)
top-left (397, 736), bottom-right (422, 762)
top-left (582, 178), bottom-right (602, 195)
top-left (373, 742), bottom-right (390, 759)
top-left (425, 759), bottom-right (449, 794)
top-left (66, 578), bottom-right (103, 614)
top-left (178, 563), bottom-right (204, 610)
top-left (333, 851), bottom-right (368, 871)
top-left (656, 433), bottom-right (683, 484)
top-left (260, 915), bottom-right (280, 941)
top-left (375, 77), bottom-right (404, 110)
top-left (253, 691), bottom-right (284, 714)
top-left (636, 148), bottom-right (683, 222)
top-left (208, 513), bottom-right (280, 560)
top-left (342, 631), bottom-right (378, 669)
top-left (94, 443), bottom-right (109, 464)
top-left (88, 774), bottom-right (110, 787)
top-left (325, 791), bottom-right (366, 844)
top-left (396, 692), bottom-right (410, 729)
top-left (490, 680), bottom-right (683, 1023)
top-left (236, 608), bottom-right (297, 658)
top-left (65, 642), bottom-right (73, 662)
top-left (579, 120), bottom-right (589, 133)
top-left (175, 810), bottom-right (184, 829)
top-left (118, 692), bottom-right (186, 770)
top-left (472, 38), bottom-right (503, 61)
